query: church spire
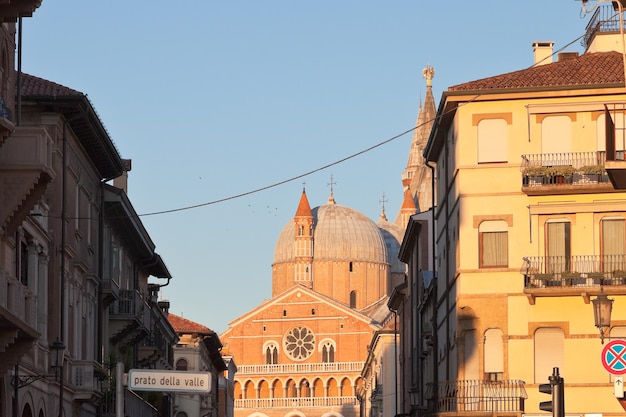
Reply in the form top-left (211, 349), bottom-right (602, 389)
top-left (396, 65), bottom-right (437, 225)
top-left (295, 186), bottom-right (313, 217)
top-left (293, 187), bottom-right (314, 287)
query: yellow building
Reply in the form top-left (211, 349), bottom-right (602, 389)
top-left (405, 4), bottom-right (626, 416)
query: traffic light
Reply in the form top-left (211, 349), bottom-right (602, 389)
top-left (539, 367), bottom-right (564, 417)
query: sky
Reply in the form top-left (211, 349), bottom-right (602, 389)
top-left (20, 1), bottom-right (595, 333)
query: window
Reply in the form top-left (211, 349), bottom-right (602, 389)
top-left (477, 118), bottom-right (508, 163)
top-left (349, 291), bottom-right (357, 308)
top-left (18, 237), bottom-right (28, 285)
top-left (534, 327), bottom-right (564, 383)
top-left (283, 326), bottom-right (315, 361)
top-left (479, 220), bottom-right (508, 268)
top-left (602, 218), bottom-right (626, 271)
top-left (175, 359), bottom-right (188, 371)
top-left (484, 329), bottom-right (504, 380)
top-left (546, 220), bottom-right (571, 273)
top-left (321, 341), bottom-right (335, 363)
top-left (541, 115), bottom-right (572, 155)
top-left (265, 344), bottom-right (278, 365)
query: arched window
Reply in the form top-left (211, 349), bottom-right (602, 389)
top-left (265, 344), bottom-right (278, 365)
top-left (349, 291), bottom-right (357, 308)
top-left (322, 344), bottom-right (335, 363)
top-left (175, 358), bottom-right (188, 371)
top-left (484, 328), bottom-right (504, 381)
top-left (534, 327), bottom-right (564, 383)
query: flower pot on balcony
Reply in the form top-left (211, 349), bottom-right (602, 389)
top-left (587, 272), bottom-right (604, 286)
top-left (612, 270), bottom-right (626, 285)
top-left (562, 272), bottom-right (584, 286)
top-left (522, 166), bottom-right (549, 187)
top-left (548, 165), bottom-right (576, 184)
top-left (535, 273), bottom-right (557, 287)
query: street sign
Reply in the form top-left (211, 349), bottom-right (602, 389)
top-left (128, 369), bottom-right (211, 393)
top-left (601, 340), bottom-right (626, 375)
top-left (615, 376), bottom-right (624, 398)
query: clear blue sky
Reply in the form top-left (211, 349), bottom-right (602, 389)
top-left (22, 1), bottom-right (591, 333)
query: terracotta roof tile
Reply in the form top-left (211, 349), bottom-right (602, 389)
top-left (449, 51), bottom-right (624, 92)
top-left (168, 313), bottom-right (214, 335)
top-left (21, 73), bottom-right (83, 97)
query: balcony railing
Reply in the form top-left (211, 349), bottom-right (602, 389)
top-left (426, 380), bottom-right (527, 413)
top-left (72, 360), bottom-right (102, 398)
top-left (520, 152), bottom-right (612, 189)
top-left (235, 361), bottom-right (364, 375)
top-left (521, 255), bottom-right (626, 288)
top-left (583, 4), bottom-right (623, 49)
top-left (235, 396), bottom-right (359, 409)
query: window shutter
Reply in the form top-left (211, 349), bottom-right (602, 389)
top-left (534, 327), bottom-right (564, 383)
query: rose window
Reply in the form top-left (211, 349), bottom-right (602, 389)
top-left (283, 326), bottom-right (315, 361)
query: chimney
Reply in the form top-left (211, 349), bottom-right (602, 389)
top-left (558, 51), bottom-right (579, 62)
top-left (532, 41), bottom-right (554, 66)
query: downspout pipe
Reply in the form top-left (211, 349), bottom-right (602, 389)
top-left (58, 120), bottom-right (67, 417)
top-left (425, 160), bottom-right (437, 411)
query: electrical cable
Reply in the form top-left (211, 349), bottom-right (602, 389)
top-left (32, 20), bottom-right (595, 221)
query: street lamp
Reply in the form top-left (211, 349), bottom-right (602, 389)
top-left (12, 339), bottom-right (65, 417)
top-left (592, 290), bottom-right (614, 344)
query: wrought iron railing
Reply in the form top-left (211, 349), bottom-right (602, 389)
top-left (521, 151), bottom-right (605, 170)
top-left (583, 4), bottom-right (623, 49)
top-left (426, 380), bottom-right (527, 413)
top-left (521, 255), bottom-right (626, 288)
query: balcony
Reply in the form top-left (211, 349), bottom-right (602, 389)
top-left (521, 255), bottom-right (626, 304)
top-left (109, 290), bottom-right (151, 347)
top-left (235, 396), bottom-right (359, 409)
top-left (520, 152), bottom-right (615, 195)
top-left (102, 277), bottom-right (120, 306)
top-left (71, 360), bottom-right (102, 403)
top-left (0, 126), bottom-right (55, 236)
top-left (235, 361), bottom-right (365, 376)
top-left (426, 380), bottom-right (527, 413)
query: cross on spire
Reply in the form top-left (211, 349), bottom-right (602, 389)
top-left (327, 175), bottom-right (337, 204)
top-left (380, 192), bottom-right (388, 214)
top-left (327, 175), bottom-right (336, 197)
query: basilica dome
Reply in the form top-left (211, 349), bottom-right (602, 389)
top-left (273, 197), bottom-right (389, 265)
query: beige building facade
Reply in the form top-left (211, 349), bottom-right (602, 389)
top-left (398, 4), bottom-right (626, 416)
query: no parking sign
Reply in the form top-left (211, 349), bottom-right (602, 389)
top-left (601, 340), bottom-right (626, 375)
